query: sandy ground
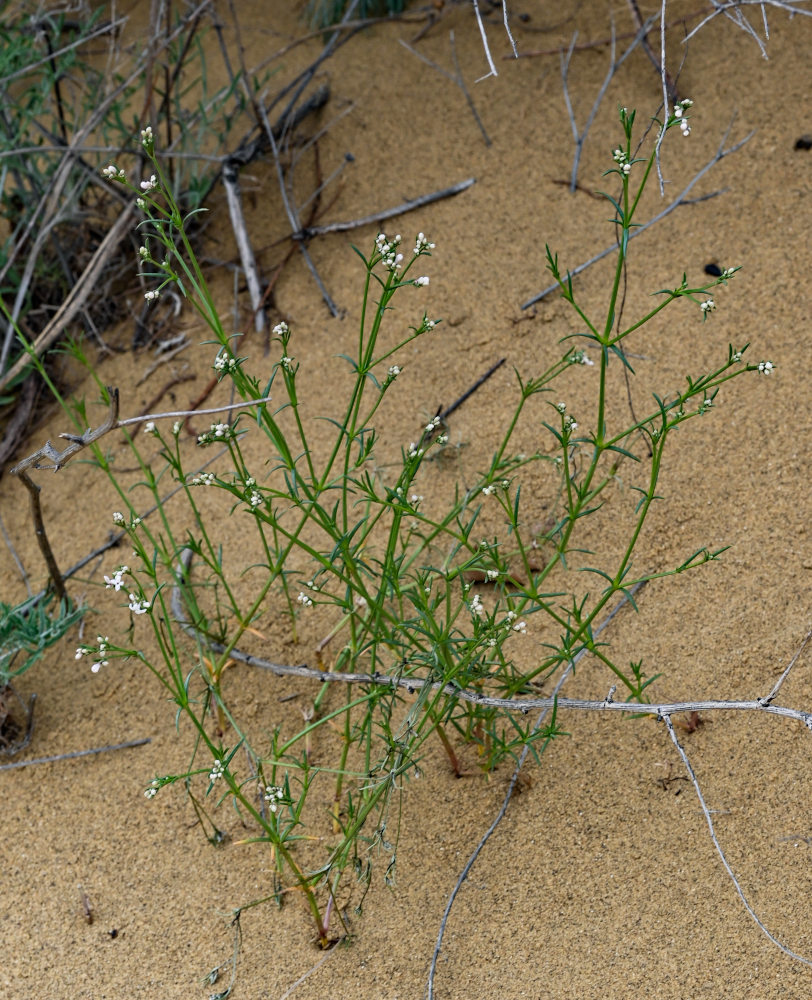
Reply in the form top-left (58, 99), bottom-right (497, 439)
top-left (1, 1), bottom-right (811, 998)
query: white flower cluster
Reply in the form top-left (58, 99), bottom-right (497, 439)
top-left (144, 421), bottom-right (158, 435)
top-left (112, 511), bottom-right (141, 529)
top-left (481, 479), bottom-right (510, 497)
top-left (280, 356), bottom-right (295, 373)
top-left (214, 352), bottom-right (239, 373)
top-left (471, 593), bottom-right (485, 618)
top-left (140, 125), bottom-right (153, 147)
top-left (128, 593), bottom-right (150, 615)
top-left (564, 414), bottom-right (578, 432)
top-left (272, 321), bottom-right (289, 338)
top-left (569, 350), bottom-right (594, 366)
top-left (297, 591), bottom-right (313, 608)
top-left (758, 360), bottom-right (774, 375)
top-left (700, 299), bottom-right (715, 317)
top-left (209, 759), bottom-right (225, 782)
top-left (413, 275), bottom-right (430, 287)
top-left (386, 364), bottom-right (401, 382)
top-left (612, 148), bottom-right (631, 175)
top-left (144, 779), bottom-right (160, 799)
top-left (104, 566), bottom-right (129, 591)
top-left (673, 98), bottom-right (694, 137)
top-left (140, 174), bottom-right (157, 193)
top-left (698, 398), bottom-right (714, 415)
top-left (248, 491), bottom-right (262, 507)
top-left (75, 635), bottom-right (110, 673)
top-left (264, 785), bottom-right (284, 811)
top-left (197, 422), bottom-right (235, 446)
top-left (414, 232), bottom-right (435, 255)
top-left (376, 232), bottom-right (403, 272)
top-left (189, 472), bottom-right (215, 486)
top-left (101, 164), bottom-right (125, 181)
top-left (144, 289), bottom-right (160, 302)
top-left (505, 609), bottom-right (527, 634)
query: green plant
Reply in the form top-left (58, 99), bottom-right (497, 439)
top-left (68, 102), bottom-right (772, 944)
top-left (306, 0), bottom-right (408, 30)
top-left (0, 593), bottom-right (84, 689)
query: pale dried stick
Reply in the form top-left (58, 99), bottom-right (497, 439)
top-left (561, 15), bottom-right (656, 192)
top-left (399, 34), bottom-right (491, 146)
top-left (257, 99), bottom-right (339, 317)
top-left (0, 738), bottom-right (151, 772)
top-left (683, 0), bottom-right (812, 46)
top-left (664, 711), bottom-right (812, 966)
top-left (297, 178), bottom-right (475, 240)
top-left (472, 0), bottom-right (498, 80)
top-left (222, 160), bottom-right (265, 333)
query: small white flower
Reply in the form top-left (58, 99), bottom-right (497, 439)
top-left (264, 785), bottom-right (284, 811)
top-left (387, 365), bottom-right (401, 379)
top-left (571, 350), bottom-right (594, 366)
top-left (622, 163), bottom-right (631, 175)
top-left (141, 125), bottom-right (153, 145)
top-left (209, 759), bottom-right (225, 782)
top-left (112, 511), bottom-right (125, 526)
top-left (613, 148), bottom-right (627, 164)
top-left (136, 197), bottom-right (146, 210)
top-left (512, 620), bottom-right (527, 634)
top-left (249, 491), bottom-right (262, 507)
top-left (138, 245), bottom-right (150, 260)
top-left (758, 360), bottom-right (774, 375)
top-left (505, 610), bottom-right (517, 623)
top-left (437, 433), bottom-right (448, 445)
top-left (140, 174), bottom-right (157, 192)
top-left (565, 415), bottom-right (578, 432)
top-left (144, 289), bottom-right (160, 302)
top-left (413, 232), bottom-right (435, 255)
top-left (471, 593), bottom-right (484, 618)
top-left (104, 567), bottom-right (129, 591)
top-left (721, 267), bottom-right (736, 279)
top-left (144, 421), bottom-right (156, 435)
top-left (101, 164), bottom-right (125, 181)
top-left (172, 421), bottom-right (182, 436)
top-left (280, 356), bottom-right (294, 372)
top-left (128, 593), bottom-right (150, 615)
top-left (486, 569), bottom-right (499, 580)
top-left (190, 472), bottom-right (215, 486)
top-left (481, 484), bottom-right (494, 496)
top-left (272, 321), bottom-right (289, 337)
top-left (144, 779), bottom-right (159, 799)
top-left (297, 592), bottom-right (313, 607)
top-left (699, 398), bottom-right (713, 414)
top-left (556, 402), bottom-right (567, 413)
top-left (407, 443), bottom-right (424, 459)
top-left (414, 276), bottom-right (430, 287)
